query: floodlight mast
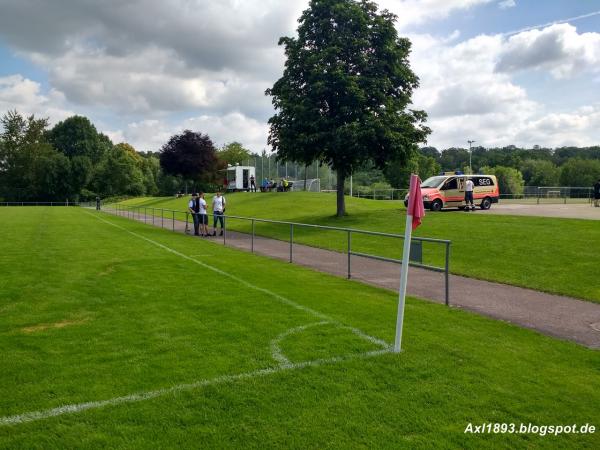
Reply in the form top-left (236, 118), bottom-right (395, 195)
top-left (467, 140), bottom-right (476, 174)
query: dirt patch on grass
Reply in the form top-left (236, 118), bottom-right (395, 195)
top-left (98, 264), bottom-right (116, 276)
top-left (21, 318), bottom-right (89, 333)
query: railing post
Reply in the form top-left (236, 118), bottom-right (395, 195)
top-left (223, 215), bottom-right (227, 245)
top-left (172, 211), bottom-right (175, 231)
top-left (445, 241), bottom-right (451, 306)
top-left (161, 209), bottom-right (164, 228)
top-left (185, 212), bottom-right (189, 233)
top-left (289, 224), bottom-right (293, 263)
top-left (152, 208), bottom-right (155, 225)
top-left (144, 207), bottom-right (147, 223)
top-left (251, 219), bottom-right (255, 253)
top-left (347, 230), bottom-right (351, 279)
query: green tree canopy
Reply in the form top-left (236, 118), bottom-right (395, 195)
top-left (218, 142), bottom-right (252, 166)
top-left (385, 152), bottom-right (440, 189)
top-left (0, 110), bottom-right (72, 201)
top-left (520, 159), bottom-right (560, 186)
top-left (47, 115), bottom-right (112, 163)
top-left (266, 0), bottom-right (430, 216)
top-left (559, 158), bottom-right (600, 187)
top-left (159, 130), bottom-right (219, 191)
top-left (92, 145), bottom-right (145, 197)
top-left (480, 165), bottom-right (524, 195)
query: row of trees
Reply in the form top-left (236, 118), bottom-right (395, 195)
top-left (0, 110), bottom-right (257, 202)
top-left (0, 111), bottom-right (171, 202)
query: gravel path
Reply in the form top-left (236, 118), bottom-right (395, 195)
top-left (487, 202), bottom-right (600, 220)
top-left (105, 208), bottom-right (600, 349)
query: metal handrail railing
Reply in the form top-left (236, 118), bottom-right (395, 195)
top-left (106, 204), bottom-right (452, 306)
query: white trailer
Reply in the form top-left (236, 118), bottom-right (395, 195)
top-left (225, 165), bottom-right (255, 191)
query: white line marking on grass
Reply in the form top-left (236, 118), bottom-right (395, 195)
top-left (0, 211), bottom-right (394, 427)
top-left (0, 347), bottom-right (391, 426)
top-left (85, 211), bottom-right (390, 350)
top-left (271, 322), bottom-right (331, 367)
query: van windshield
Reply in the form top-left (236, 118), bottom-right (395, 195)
top-left (421, 176), bottom-right (447, 188)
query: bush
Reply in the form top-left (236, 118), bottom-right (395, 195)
top-left (480, 165), bottom-right (524, 195)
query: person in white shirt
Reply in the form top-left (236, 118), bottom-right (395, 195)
top-left (198, 192), bottom-right (209, 236)
top-left (465, 178), bottom-right (475, 211)
top-left (212, 190), bottom-right (226, 236)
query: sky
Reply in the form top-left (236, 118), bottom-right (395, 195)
top-left (0, 0), bottom-right (599, 153)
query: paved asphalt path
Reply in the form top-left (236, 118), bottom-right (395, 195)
top-left (104, 208), bottom-right (600, 349)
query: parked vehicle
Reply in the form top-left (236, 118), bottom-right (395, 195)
top-left (404, 172), bottom-right (500, 211)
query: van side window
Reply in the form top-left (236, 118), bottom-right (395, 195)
top-left (443, 178), bottom-right (457, 190)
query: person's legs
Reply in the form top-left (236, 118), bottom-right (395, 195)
top-left (192, 213), bottom-right (200, 235)
top-left (217, 212), bottom-right (224, 235)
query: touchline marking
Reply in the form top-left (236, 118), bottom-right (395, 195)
top-left (85, 210), bottom-right (390, 350)
top-left (0, 348), bottom-right (391, 426)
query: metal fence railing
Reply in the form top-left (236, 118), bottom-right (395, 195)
top-left (351, 189), bottom-right (408, 201)
top-left (105, 204), bottom-right (452, 306)
top-left (500, 186), bottom-right (594, 204)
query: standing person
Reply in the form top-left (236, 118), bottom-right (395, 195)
top-left (250, 175), bottom-right (256, 192)
top-left (465, 177), bottom-right (475, 211)
top-left (95, 196), bottom-right (101, 211)
top-left (188, 193), bottom-right (201, 235)
top-left (198, 192), bottom-right (209, 236)
top-left (212, 190), bottom-right (226, 236)
top-left (594, 178), bottom-right (600, 207)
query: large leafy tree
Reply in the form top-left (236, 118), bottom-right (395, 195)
top-left (92, 144), bottom-right (145, 197)
top-left (159, 130), bottom-right (218, 190)
top-left (0, 110), bottom-right (72, 201)
top-left (47, 115), bottom-right (112, 163)
top-left (218, 142), bottom-right (252, 166)
top-left (266, 0), bottom-right (430, 216)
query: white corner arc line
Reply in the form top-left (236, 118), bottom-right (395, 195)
top-left (271, 321), bottom-right (331, 367)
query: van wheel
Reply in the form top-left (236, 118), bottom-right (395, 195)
top-left (430, 200), bottom-right (443, 211)
top-left (480, 197), bottom-right (492, 210)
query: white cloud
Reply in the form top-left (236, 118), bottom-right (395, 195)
top-left (498, 0), bottom-right (516, 10)
top-left (496, 24), bottom-right (600, 78)
top-left (378, 0), bottom-right (492, 28)
top-left (0, 75), bottom-right (73, 123)
top-left (110, 112), bottom-right (268, 153)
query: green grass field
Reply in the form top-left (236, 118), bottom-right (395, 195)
top-left (1, 207), bottom-right (599, 448)
top-left (116, 193), bottom-right (600, 302)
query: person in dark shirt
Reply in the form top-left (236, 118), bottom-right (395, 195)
top-left (188, 193), bottom-right (201, 235)
top-left (594, 179), bottom-right (600, 207)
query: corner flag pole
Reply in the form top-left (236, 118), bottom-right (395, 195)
top-left (394, 212), bottom-right (414, 352)
top-left (394, 174), bottom-right (424, 353)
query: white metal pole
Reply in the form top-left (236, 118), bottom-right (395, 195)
top-left (394, 213), bottom-right (414, 353)
top-left (350, 174), bottom-right (353, 197)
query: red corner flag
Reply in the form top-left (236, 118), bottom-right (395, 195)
top-left (407, 174), bottom-right (425, 230)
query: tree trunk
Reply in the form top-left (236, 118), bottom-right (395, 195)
top-left (336, 170), bottom-right (346, 217)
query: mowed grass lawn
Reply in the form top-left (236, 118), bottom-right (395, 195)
top-left (1, 207), bottom-right (599, 449)
top-left (118, 193), bottom-right (600, 303)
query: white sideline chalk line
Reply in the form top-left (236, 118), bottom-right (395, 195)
top-left (89, 210), bottom-right (390, 350)
top-left (0, 347), bottom-right (390, 426)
